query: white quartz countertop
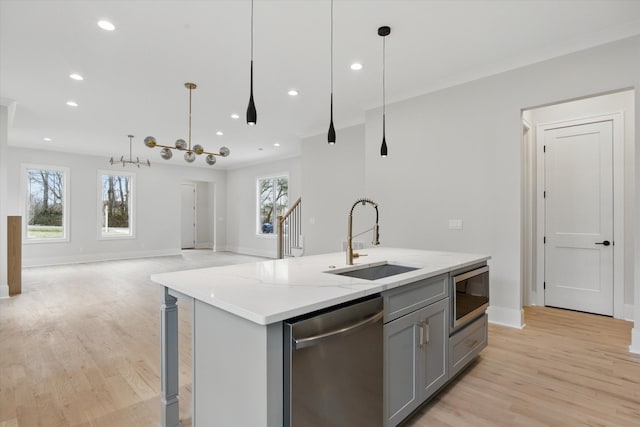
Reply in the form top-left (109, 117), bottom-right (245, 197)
top-left (151, 247), bottom-right (490, 325)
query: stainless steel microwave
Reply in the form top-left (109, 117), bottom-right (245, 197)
top-left (451, 265), bottom-right (489, 333)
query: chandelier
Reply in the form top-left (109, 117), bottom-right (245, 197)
top-left (144, 82), bottom-right (230, 166)
top-left (110, 134), bottom-right (151, 167)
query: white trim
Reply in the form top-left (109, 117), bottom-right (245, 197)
top-left (97, 170), bottom-right (136, 240)
top-left (224, 245), bottom-right (276, 259)
top-left (487, 305), bottom-right (525, 329)
top-left (630, 328), bottom-right (640, 355)
top-left (623, 304), bottom-right (635, 322)
top-left (22, 248), bottom-right (182, 268)
top-left (521, 118), bottom-right (535, 306)
top-left (534, 112), bottom-right (624, 319)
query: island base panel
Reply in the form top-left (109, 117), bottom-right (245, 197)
top-left (193, 300), bottom-right (283, 426)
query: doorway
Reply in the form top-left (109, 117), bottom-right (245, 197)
top-left (522, 90), bottom-right (633, 319)
top-left (181, 183), bottom-right (196, 249)
top-left (542, 119), bottom-right (614, 315)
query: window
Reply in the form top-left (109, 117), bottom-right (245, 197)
top-left (257, 175), bottom-right (288, 235)
top-left (99, 171), bottom-right (134, 238)
top-left (24, 165), bottom-right (69, 241)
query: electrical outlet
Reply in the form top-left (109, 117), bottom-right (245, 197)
top-left (448, 219), bottom-right (463, 230)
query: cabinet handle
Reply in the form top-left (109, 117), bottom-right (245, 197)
top-left (418, 322), bottom-right (425, 349)
top-left (469, 339), bottom-right (479, 348)
top-left (424, 322), bottom-right (430, 344)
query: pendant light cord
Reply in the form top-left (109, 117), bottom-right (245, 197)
top-left (250, 0), bottom-right (254, 62)
top-left (330, 0), bottom-right (333, 100)
top-left (188, 85), bottom-right (192, 150)
top-left (382, 35), bottom-right (386, 135)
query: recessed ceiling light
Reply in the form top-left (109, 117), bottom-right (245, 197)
top-left (287, 89), bottom-right (299, 96)
top-left (350, 62), bottom-right (363, 71)
top-left (43, 137), bottom-right (52, 142)
top-left (216, 131), bottom-right (223, 136)
top-left (97, 20), bottom-right (115, 31)
top-left (66, 101), bottom-right (78, 107)
top-left (230, 113), bottom-right (240, 119)
top-left (274, 143), bottom-right (280, 147)
top-left (69, 73), bottom-right (84, 81)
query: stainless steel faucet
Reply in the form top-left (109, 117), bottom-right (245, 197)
top-left (347, 198), bottom-right (380, 265)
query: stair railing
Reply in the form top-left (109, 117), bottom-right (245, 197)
top-left (277, 197), bottom-right (302, 259)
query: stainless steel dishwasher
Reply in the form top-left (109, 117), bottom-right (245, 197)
top-left (284, 295), bottom-right (383, 427)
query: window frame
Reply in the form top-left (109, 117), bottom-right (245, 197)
top-left (256, 173), bottom-right (289, 237)
top-left (21, 164), bottom-right (70, 243)
top-left (97, 169), bottom-right (136, 240)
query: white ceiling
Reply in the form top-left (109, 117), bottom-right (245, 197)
top-left (2, 0), bottom-right (640, 169)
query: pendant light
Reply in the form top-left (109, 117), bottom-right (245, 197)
top-left (327, 0), bottom-right (336, 144)
top-left (378, 26), bottom-right (390, 157)
top-left (109, 135), bottom-right (150, 168)
top-left (246, 0), bottom-right (257, 126)
top-left (144, 83), bottom-right (230, 166)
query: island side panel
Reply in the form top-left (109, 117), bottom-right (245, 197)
top-left (161, 287), bottom-right (180, 427)
top-left (193, 299), bottom-right (283, 426)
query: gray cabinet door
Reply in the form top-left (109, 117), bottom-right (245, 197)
top-left (384, 310), bottom-right (420, 426)
top-left (417, 298), bottom-right (449, 400)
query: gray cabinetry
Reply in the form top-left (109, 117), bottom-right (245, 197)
top-left (383, 274), bottom-right (449, 427)
top-left (449, 313), bottom-right (487, 377)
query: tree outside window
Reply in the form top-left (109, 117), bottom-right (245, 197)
top-left (100, 172), bottom-right (134, 238)
top-left (257, 176), bottom-right (288, 235)
top-left (25, 167), bottom-right (67, 240)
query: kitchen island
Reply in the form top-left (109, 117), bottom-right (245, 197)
top-left (151, 247), bottom-right (490, 427)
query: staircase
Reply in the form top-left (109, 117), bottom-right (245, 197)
top-left (277, 197), bottom-right (302, 259)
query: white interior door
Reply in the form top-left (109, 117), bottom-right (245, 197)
top-left (544, 120), bottom-right (613, 315)
top-left (181, 184), bottom-right (196, 249)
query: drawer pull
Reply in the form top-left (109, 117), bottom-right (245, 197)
top-left (469, 339), bottom-right (479, 348)
top-left (424, 322), bottom-right (430, 344)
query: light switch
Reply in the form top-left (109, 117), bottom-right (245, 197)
top-left (448, 219), bottom-right (463, 230)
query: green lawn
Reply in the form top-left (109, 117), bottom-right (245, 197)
top-left (27, 226), bottom-right (63, 238)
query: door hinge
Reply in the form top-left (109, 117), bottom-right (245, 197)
top-left (543, 190), bottom-right (546, 198)
top-left (543, 145), bottom-right (546, 152)
top-left (544, 281), bottom-right (546, 290)
top-left (543, 236), bottom-right (546, 244)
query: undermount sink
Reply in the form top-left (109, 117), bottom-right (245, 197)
top-left (329, 262), bottom-right (419, 280)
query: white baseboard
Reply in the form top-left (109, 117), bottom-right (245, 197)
top-left (0, 282), bottom-right (8, 299)
top-left (487, 305), bottom-right (525, 329)
top-left (623, 304), bottom-right (635, 322)
top-left (196, 242), bottom-right (213, 250)
top-left (23, 248), bottom-right (182, 268)
top-left (224, 246), bottom-right (276, 259)
top-left (630, 328), bottom-right (640, 354)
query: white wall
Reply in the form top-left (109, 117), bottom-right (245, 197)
top-left (526, 90), bottom-right (635, 317)
top-left (301, 124), bottom-right (367, 255)
top-left (360, 36), bottom-right (640, 329)
top-left (225, 156), bottom-right (301, 258)
top-left (0, 104), bottom-right (10, 297)
top-left (4, 146), bottom-right (227, 266)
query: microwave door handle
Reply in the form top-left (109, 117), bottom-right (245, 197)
top-left (293, 310), bottom-right (384, 350)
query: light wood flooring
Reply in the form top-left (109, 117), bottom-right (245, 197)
top-left (1, 251), bottom-right (638, 427)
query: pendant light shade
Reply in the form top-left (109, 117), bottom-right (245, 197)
top-left (327, 0), bottom-right (336, 144)
top-left (246, 0), bottom-right (257, 126)
top-left (378, 25), bottom-right (390, 157)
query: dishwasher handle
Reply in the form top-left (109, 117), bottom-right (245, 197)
top-left (293, 310), bottom-right (383, 350)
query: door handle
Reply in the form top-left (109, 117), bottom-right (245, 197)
top-left (293, 310), bottom-right (383, 349)
top-left (595, 240), bottom-right (611, 246)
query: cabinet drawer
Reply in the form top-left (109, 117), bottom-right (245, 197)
top-left (448, 313), bottom-right (487, 378)
top-left (383, 274), bottom-right (448, 323)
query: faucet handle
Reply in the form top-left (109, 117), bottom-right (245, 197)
top-left (352, 252), bottom-right (367, 259)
